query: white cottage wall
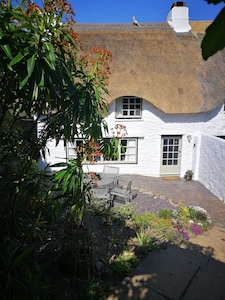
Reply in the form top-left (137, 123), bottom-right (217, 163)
top-left (197, 134), bottom-right (225, 202)
top-left (37, 118), bottom-right (67, 171)
top-left (103, 100), bottom-right (225, 178)
top-left (38, 100), bottom-right (225, 182)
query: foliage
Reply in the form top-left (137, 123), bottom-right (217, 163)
top-left (159, 208), bottom-right (174, 219)
top-left (112, 202), bottom-right (138, 219)
top-left (184, 169), bottom-right (193, 181)
top-left (177, 202), bottom-right (191, 220)
top-left (84, 195), bottom-right (211, 299)
top-left (201, 0), bottom-right (225, 59)
top-left (109, 251), bottom-right (139, 279)
top-left (0, 0), bottom-right (113, 298)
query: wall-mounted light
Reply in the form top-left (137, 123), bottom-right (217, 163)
top-left (187, 135), bottom-right (192, 143)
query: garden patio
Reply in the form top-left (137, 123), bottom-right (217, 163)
top-left (105, 175), bottom-right (225, 299)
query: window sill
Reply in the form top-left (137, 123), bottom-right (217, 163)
top-left (114, 118), bottom-right (144, 122)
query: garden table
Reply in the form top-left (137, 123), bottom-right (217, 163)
top-left (96, 174), bottom-right (118, 188)
top-left (92, 173), bottom-right (118, 202)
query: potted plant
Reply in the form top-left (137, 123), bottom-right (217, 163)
top-left (184, 169), bottom-right (193, 181)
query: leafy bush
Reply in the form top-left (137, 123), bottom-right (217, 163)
top-left (112, 202), bottom-right (138, 219)
top-left (159, 208), bottom-right (174, 219)
top-left (110, 251), bottom-right (139, 279)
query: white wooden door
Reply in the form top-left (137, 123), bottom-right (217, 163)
top-left (160, 135), bottom-right (182, 176)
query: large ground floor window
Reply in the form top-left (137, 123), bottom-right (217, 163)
top-left (66, 138), bottom-right (137, 164)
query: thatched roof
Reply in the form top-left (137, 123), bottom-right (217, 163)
top-left (75, 21), bottom-right (225, 114)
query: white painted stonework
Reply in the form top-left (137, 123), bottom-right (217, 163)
top-left (39, 100), bottom-right (225, 202)
top-left (196, 134), bottom-right (225, 202)
top-left (167, 6), bottom-right (191, 33)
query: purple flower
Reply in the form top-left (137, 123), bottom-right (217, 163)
top-left (191, 225), bottom-right (202, 235)
top-left (177, 229), bottom-right (189, 240)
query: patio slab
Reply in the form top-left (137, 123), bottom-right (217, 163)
top-left (107, 175), bottom-right (225, 300)
top-left (107, 245), bottom-right (209, 300)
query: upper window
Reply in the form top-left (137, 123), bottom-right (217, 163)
top-left (116, 96), bottom-right (142, 119)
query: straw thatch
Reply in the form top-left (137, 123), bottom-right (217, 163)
top-left (75, 22), bottom-right (225, 114)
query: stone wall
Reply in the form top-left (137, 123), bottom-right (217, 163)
top-left (196, 134), bottom-right (225, 202)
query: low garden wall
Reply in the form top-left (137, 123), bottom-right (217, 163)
top-left (196, 134), bottom-right (225, 202)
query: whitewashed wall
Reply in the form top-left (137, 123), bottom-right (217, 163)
top-left (196, 134), bottom-right (225, 202)
top-left (93, 99), bottom-right (225, 178)
top-left (37, 118), bottom-right (67, 171)
top-left (39, 100), bottom-right (225, 183)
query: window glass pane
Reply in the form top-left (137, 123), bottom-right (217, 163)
top-left (116, 97), bottom-right (142, 119)
top-left (136, 110), bottom-right (141, 115)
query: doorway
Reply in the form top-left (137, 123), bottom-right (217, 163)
top-left (160, 135), bottom-right (182, 176)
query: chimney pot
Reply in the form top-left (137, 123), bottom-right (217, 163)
top-left (167, 2), bottom-right (191, 33)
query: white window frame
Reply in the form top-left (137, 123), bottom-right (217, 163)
top-left (116, 96), bottom-right (142, 119)
top-left (67, 138), bottom-right (138, 164)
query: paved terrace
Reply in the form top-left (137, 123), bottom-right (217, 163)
top-left (108, 175), bottom-right (225, 300)
top-left (120, 174), bottom-right (225, 227)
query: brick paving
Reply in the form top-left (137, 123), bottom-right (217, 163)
top-left (120, 175), bottom-right (225, 228)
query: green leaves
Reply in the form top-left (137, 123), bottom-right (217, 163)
top-left (19, 51), bottom-right (37, 89)
top-left (201, 5), bottom-right (225, 60)
top-left (53, 160), bottom-right (88, 222)
top-left (1, 44), bottom-right (12, 59)
top-left (7, 51), bottom-right (27, 70)
top-left (43, 41), bottom-right (56, 70)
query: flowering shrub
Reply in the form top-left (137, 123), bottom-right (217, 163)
top-left (169, 229), bottom-right (189, 245)
top-left (190, 224), bottom-right (202, 235)
top-left (158, 204), bottom-right (211, 245)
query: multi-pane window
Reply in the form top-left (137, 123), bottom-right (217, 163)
top-left (119, 139), bottom-right (137, 162)
top-left (103, 138), bottom-right (137, 163)
top-left (116, 96), bottom-right (142, 119)
top-left (162, 138), bottom-right (179, 166)
top-left (67, 138), bottom-right (137, 163)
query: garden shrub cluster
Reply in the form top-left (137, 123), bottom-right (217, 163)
top-left (85, 199), bottom-right (211, 299)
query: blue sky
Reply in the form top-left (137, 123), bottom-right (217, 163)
top-left (72, 0), bottom-right (224, 23)
top-left (13, 1), bottom-right (224, 23)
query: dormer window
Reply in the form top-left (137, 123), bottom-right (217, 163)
top-left (116, 96), bottom-right (142, 119)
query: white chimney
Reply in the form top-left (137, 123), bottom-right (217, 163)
top-left (167, 2), bottom-right (191, 33)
